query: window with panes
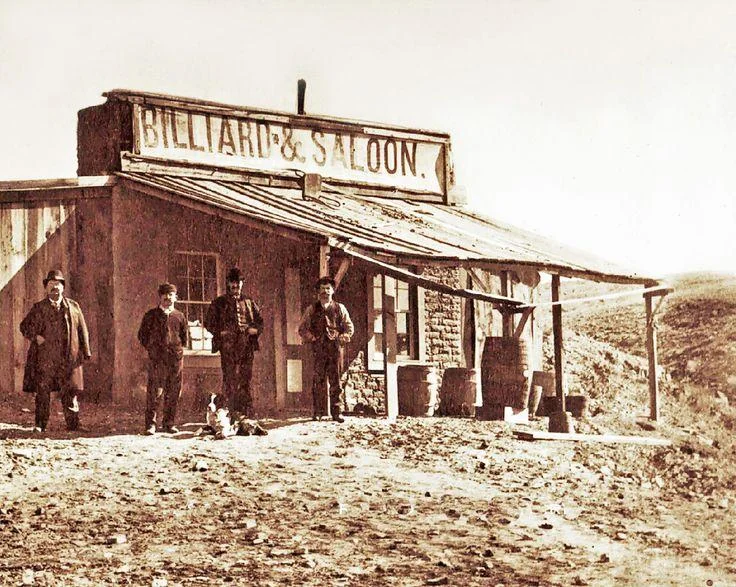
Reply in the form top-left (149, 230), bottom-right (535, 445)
top-left (171, 252), bottom-right (219, 352)
top-left (368, 274), bottom-right (417, 370)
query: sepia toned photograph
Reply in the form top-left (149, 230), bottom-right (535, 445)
top-left (0, 1), bottom-right (734, 585)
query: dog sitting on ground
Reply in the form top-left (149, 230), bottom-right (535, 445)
top-left (204, 395), bottom-right (268, 439)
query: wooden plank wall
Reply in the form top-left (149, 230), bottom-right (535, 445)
top-left (0, 197), bottom-right (114, 399)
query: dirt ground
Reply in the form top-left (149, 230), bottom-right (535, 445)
top-left (1, 394), bottom-right (734, 587)
top-left (3, 272), bottom-right (735, 586)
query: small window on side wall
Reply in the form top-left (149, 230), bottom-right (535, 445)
top-left (172, 251), bottom-right (219, 352)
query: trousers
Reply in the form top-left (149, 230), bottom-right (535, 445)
top-left (145, 355), bottom-right (183, 429)
top-left (312, 343), bottom-right (344, 418)
top-left (35, 366), bottom-right (80, 431)
top-left (218, 339), bottom-right (255, 417)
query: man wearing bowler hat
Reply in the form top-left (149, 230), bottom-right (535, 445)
top-left (298, 276), bottom-right (354, 422)
top-left (204, 267), bottom-right (263, 418)
top-left (20, 269), bottom-right (91, 433)
top-left (137, 283), bottom-right (188, 435)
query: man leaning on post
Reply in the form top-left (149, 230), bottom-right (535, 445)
top-left (298, 276), bottom-right (354, 423)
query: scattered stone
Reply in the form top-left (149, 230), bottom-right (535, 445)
top-left (614, 532), bottom-right (627, 541)
top-left (192, 460), bottom-right (209, 472)
top-left (426, 577), bottom-right (449, 585)
top-left (242, 518), bottom-right (257, 529)
top-left (106, 534), bottom-right (128, 545)
top-left (599, 554), bottom-right (610, 563)
top-left (539, 523), bottom-right (553, 530)
top-left (12, 450), bottom-right (34, 460)
top-left (636, 419), bottom-right (657, 432)
top-left (21, 568), bottom-right (34, 585)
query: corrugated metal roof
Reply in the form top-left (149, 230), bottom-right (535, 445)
top-left (118, 172), bottom-right (656, 284)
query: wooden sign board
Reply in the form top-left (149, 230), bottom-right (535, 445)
top-left (131, 102), bottom-right (450, 196)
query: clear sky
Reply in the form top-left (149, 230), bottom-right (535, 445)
top-left (1, 0), bottom-right (734, 277)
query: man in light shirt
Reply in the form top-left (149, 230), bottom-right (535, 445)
top-left (20, 269), bottom-right (91, 433)
top-left (137, 283), bottom-right (188, 435)
top-left (298, 276), bottom-right (354, 423)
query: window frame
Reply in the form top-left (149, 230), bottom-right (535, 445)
top-left (367, 271), bottom-right (419, 372)
top-left (171, 250), bottom-right (221, 356)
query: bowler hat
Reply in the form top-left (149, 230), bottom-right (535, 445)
top-left (157, 283), bottom-right (177, 296)
top-left (43, 269), bottom-right (65, 286)
top-left (226, 267), bottom-right (244, 282)
top-left (316, 276), bottom-right (336, 289)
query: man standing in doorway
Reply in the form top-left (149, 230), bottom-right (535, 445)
top-left (20, 269), bottom-right (91, 433)
top-left (204, 268), bottom-right (263, 418)
top-left (137, 283), bottom-right (188, 435)
top-left (299, 276), bottom-right (354, 423)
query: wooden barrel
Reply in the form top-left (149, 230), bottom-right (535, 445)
top-left (566, 395), bottom-right (588, 419)
top-left (528, 384), bottom-right (543, 417)
top-left (397, 364), bottom-right (438, 416)
top-left (439, 368), bottom-right (478, 417)
top-left (531, 371), bottom-right (556, 397)
top-left (531, 371), bottom-right (556, 416)
top-left (481, 337), bottom-right (531, 411)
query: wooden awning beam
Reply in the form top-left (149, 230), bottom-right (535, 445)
top-left (330, 241), bottom-right (524, 308)
top-left (518, 284), bottom-right (672, 310)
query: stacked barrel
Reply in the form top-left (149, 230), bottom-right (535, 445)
top-left (479, 337), bottom-right (530, 419)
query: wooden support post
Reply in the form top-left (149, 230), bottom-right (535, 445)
top-left (319, 244), bottom-right (330, 278)
top-left (500, 270), bottom-right (513, 337)
top-left (513, 307), bottom-right (533, 339)
top-left (333, 257), bottom-right (351, 289)
top-left (382, 275), bottom-right (398, 420)
top-left (551, 274), bottom-right (565, 412)
top-left (645, 292), bottom-right (660, 421)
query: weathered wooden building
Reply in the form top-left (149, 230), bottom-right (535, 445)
top-left (0, 90), bottom-right (666, 420)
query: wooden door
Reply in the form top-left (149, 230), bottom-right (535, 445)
top-left (280, 266), bottom-right (312, 413)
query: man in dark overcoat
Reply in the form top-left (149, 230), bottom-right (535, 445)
top-left (298, 276), bottom-right (354, 423)
top-left (137, 283), bottom-right (188, 435)
top-left (204, 267), bottom-right (263, 418)
top-left (20, 269), bottom-right (91, 432)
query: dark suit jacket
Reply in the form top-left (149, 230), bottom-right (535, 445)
top-left (137, 307), bottom-right (188, 362)
top-left (20, 297), bottom-right (91, 393)
top-left (204, 294), bottom-right (263, 354)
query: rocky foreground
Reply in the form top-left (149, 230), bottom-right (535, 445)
top-left (1, 410), bottom-right (734, 587)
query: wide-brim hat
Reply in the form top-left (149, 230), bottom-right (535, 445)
top-left (226, 267), bottom-right (244, 282)
top-left (43, 269), bottom-right (65, 286)
top-left (316, 276), bottom-right (336, 289)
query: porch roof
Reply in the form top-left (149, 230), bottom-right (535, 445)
top-left (118, 172), bottom-right (657, 285)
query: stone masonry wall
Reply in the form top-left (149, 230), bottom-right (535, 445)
top-left (421, 266), bottom-right (464, 381)
top-left (342, 351), bottom-right (385, 415)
